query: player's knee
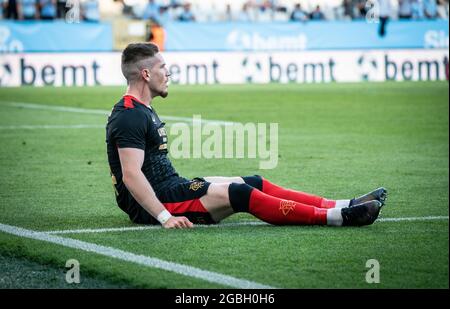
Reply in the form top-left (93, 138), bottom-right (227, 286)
top-left (228, 183), bottom-right (254, 213)
top-left (242, 175), bottom-right (263, 191)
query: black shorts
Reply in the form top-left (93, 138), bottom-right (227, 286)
top-left (128, 178), bottom-right (216, 225)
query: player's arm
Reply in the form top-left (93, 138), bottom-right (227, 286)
top-left (118, 147), bottom-right (193, 229)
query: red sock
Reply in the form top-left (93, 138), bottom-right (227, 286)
top-left (262, 178), bottom-right (336, 208)
top-left (248, 188), bottom-right (328, 225)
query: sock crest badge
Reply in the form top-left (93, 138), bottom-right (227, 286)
top-left (279, 200), bottom-right (296, 216)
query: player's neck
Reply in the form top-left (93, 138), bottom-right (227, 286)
top-left (125, 84), bottom-right (152, 107)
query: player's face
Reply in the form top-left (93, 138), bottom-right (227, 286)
top-left (148, 53), bottom-right (170, 98)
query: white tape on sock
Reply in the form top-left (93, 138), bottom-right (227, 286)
top-left (327, 208), bottom-right (343, 226)
top-left (335, 199), bottom-right (350, 209)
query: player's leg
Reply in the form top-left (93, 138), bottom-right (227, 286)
top-left (200, 182), bottom-right (382, 226)
top-left (205, 175), bottom-right (350, 208)
top-left (199, 183), bottom-right (235, 222)
top-left (241, 175), bottom-right (387, 208)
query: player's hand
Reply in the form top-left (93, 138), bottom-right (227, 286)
top-left (162, 216), bottom-right (194, 229)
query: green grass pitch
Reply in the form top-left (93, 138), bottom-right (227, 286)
top-left (0, 82), bottom-right (448, 288)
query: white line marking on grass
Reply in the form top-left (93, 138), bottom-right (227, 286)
top-left (43, 216), bottom-right (449, 235)
top-left (45, 221), bottom-right (268, 235)
top-left (0, 124), bottom-right (104, 130)
top-left (377, 216), bottom-right (449, 223)
top-left (7, 102), bottom-right (109, 115)
top-left (0, 223), bottom-right (274, 289)
top-left (4, 102), bottom-right (236, 126)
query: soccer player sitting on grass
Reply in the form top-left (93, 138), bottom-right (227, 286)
top-left (106, 43), bottom-right (388, 229)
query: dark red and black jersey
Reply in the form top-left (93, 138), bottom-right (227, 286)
top-left (106, 95), bottom-right (187, 214)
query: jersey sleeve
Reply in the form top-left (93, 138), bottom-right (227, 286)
top-left (113, 110), bottom-right (148, 150)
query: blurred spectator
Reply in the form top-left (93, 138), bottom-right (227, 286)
top-left (338, 0), bottom-right (362, 20)
top-left (411, 0), bottom-right (425, 18)
top-left (149, 9), bottom-right (166, 51)
top-left (149, 23), bottom-right (165, 49)
top-left (178, 2), bottom-right (195, 21)
top-left (424, 0), bottom-right (438, 18)
top-left (19, 0), bottom-right (39, 19)
top-left (4, 0), bottom-right (19, 19)
top-left (310, 5), bottom-right (325, 20)
top-left (273, 5), bottom-right (288, 21)
top-left (437, 0), bottom-right (449, 18)
top-left (219, 4), bottom-right (234, 21)
top-left (83, 0), bottom-right (99, 22)
top-left (257, 0), bottom-right (273, 22)
top-left (169, 0), bottom-right (181, 7)
top-left (142, 0), bottom-right (159, 21)
top-left (237, 2), bottom-right (254, 22)
top-left (354, 0), bottom-right (367, 19)
top-left (56, 0), bottom-right (65, 18)
top-left (19, 0), bottom-right (39, 20)
top-left (378, 0), bottom-right (393, 37)
top-left (40, 0), bottom-right (56, 20)
top-left (399, 0), bottom-right (413, 19)
top-left (0, 0), bottom-right (5, 19)
top-left (1, 0), bottom-right (448, 22)
top-left (342, 0), bottom-right (354, 19)
top-left (153, 5), bottom-right (171, 25)
top-left (98, 0), bottom-right (124, 19)
top-left (290, 3), bottom-right (308, 21)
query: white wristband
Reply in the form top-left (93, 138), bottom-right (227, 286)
top-left (157, 210), bottom-right (172, 224)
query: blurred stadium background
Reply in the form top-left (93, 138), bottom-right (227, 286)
top-left (0, 0), bottom-right (448, 290)
top-left (0, 0), bottom-right (448, 86)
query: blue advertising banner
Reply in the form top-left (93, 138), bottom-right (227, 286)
top-left (0, 21), bottom-right (113, 53)
top-left (164, 20), bottom-right (449, 51)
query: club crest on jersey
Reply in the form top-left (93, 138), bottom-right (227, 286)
top-left (279, 200), bottom-right (296, 216)
top-left (158, 128), bottom-right (167, 137)
top-left (189, 181), bottom-right (204, 191)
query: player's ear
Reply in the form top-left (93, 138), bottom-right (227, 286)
top-left (142, 69), bottom-right (151, 81)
